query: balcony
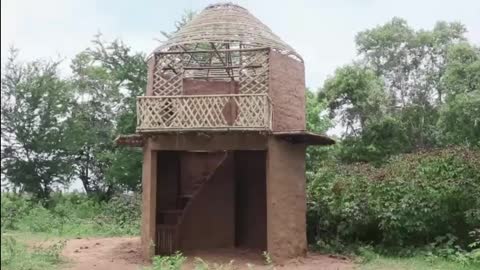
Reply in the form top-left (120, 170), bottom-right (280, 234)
top-left (136, 94), bottom-right (272, 132)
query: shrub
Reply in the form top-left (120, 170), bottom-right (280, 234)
top-left (1, 192), bottom-right (141, 237)
top-left (94, 193), bottom-right (141, 235)
top-left (307, 147), bottom-right (480, 251)
top-left (1, 235), bottom-right (65, 270)
top-left (148, 251), bottom-right (186, 270)
top-left (16, 204), bottom-right (59, 233)
top-left (1, 193), bottom-right (32, 231)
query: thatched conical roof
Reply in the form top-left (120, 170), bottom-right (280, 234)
top-left (155, 3), bottom-right (301, 61)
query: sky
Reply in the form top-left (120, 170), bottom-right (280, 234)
top-left (2, 0), bottom-right (480, 90)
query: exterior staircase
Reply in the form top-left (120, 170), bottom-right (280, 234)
top-left (156, 152), bottom-right (229, 254)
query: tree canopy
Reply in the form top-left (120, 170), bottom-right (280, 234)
top-left (319, 18), bottom-right (479, 162)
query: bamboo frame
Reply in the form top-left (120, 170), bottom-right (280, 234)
top-left (154, 3), bottom-right (302, 62)
top-left (152, 48), bottom-right (269, 94)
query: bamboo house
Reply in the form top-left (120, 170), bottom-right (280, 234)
top-left (116, 2), bottom-right (334, 262)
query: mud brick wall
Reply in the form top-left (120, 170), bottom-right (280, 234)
top-left (266, 137), bottom-right (307, 261)
top-left (179, 152), bottom-right (235, 250)
top-left (269, 51), bottom-right (306, 131)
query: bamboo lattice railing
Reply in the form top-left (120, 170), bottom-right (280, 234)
top-left (136, 94), bottom-right (272, 132)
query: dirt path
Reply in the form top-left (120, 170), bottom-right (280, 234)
top-left (61, 237), bottom-right (144, 270)
top-left (60, 237), bottom-right (354, 270)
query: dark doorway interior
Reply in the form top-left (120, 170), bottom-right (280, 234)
top-left (154, 150), bottom-right (267, 254)
top-left (234, 151), bottom-right (267, 251)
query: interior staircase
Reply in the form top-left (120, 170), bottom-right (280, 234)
top-left (156, 152), bottom-right (229, 254)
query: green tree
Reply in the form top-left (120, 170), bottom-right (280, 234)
top-left (1, 49), bottom-right (73, 199)
top-left (320, 64), bottom-right (386, 135)
top-left (442, 43), bottom-right (480, 98)
top-left (338, 116), bottom-right (410, 163)
top-left (356, 18), bottom-right (466, 107)
top-left (65, 35), bottom-right (146, 196)
top-left (321, 18), bottom-right (473, 162)
top-left (438, 43), bottom-right (480, 146)
top-left (438, 92), bottom-right (480, 147)
top-left (306, 89), bottom-right (333, 172)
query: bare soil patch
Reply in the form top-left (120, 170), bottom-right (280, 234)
top-left (61, 237), bottom-right (143, 270)
top-left (59, 237), bottom-right (354, 270)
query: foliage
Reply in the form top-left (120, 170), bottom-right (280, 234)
top-left (262, 251), bottom-right (273, 266)
top-left (94, 193), bottom-right (142, 235)
top-left (320, 65), bottom-right (386, 135)
top-left (359, 251), bottom-right (480, 270)
top-left (1, 193), bottom-right (141, 269)
top-left (1, 235), bottom-right (65, 270)
top-left (442, 43), bottom-right (480, 98)
top-left (307, 147), bottom-right (480, 252)
top-left (1, 36), bottom-right (146, 199)
top-left (337, 116), bottom-right (410, 163)
top-left (438, 91), bottom-right (480, 147)
top-left (356, 18), bottom-right (466, 107)
top-left (305, 89), bottom-right (333, 171)
top-left (65, 34), bottom-right (146, 197)
top-left (1, 193), bottom-right (32, 230)
top-left (438, 43), bottom-right (480, 146)
top-left (194, 257), bottom-right (236, 270)
top-left (319, 18), bottom-right (477, 163)
top-left (148, 252), bottom-right (186, 270)
top-left (1, 192), bottom-right (141, 237)
top-left (1, 49), bottom-right (73, 199)
top-left (424, 234), bottom-right (480, 265)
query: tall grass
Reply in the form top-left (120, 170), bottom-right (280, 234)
top-left (1, 192), bottom-right (141, 237)
top-left (1, 192), bottom-right (142, 269)
top-left (1, 235), bottom-right (66, 270)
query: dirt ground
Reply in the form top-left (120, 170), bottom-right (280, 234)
top-left (60, 237), bottom-right (354, 270)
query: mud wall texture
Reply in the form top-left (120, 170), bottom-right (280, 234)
top-left (179, 152), bottom-right (235, 250)
top-left (179, 152), bottom-right (225, 197)
top-left (183, 79), bottom-right (239, 95)
top-left (148, 133), bottom-right (268, 152)
top-left (266, 137), bottom-right (307, 261)
top-left (234, 151), bottom-right (267, 250)
top-left (183, 80), bottom-right (239, 125)
top-left (268, 51), bottom-right (306, 131)
top-left (141, 139), bottom-right (157, 259)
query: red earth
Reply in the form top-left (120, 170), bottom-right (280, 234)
top-left (59, 236), bottom-right (354, 270)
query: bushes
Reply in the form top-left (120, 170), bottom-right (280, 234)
top-left (1, 235), bottom-right (65, 270)
top-left (146, 252), bottom-right (186, 270)
top-left (0, 192), bottom-right (141, 237)
top-left (94, 194), bottom-right (142, 235)
top-left (307, 147), bottom-right (480, 252)
top-left (1, 193), bottom-right (32, 230)
top-left (1, 192), bottom-right (141, 270)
